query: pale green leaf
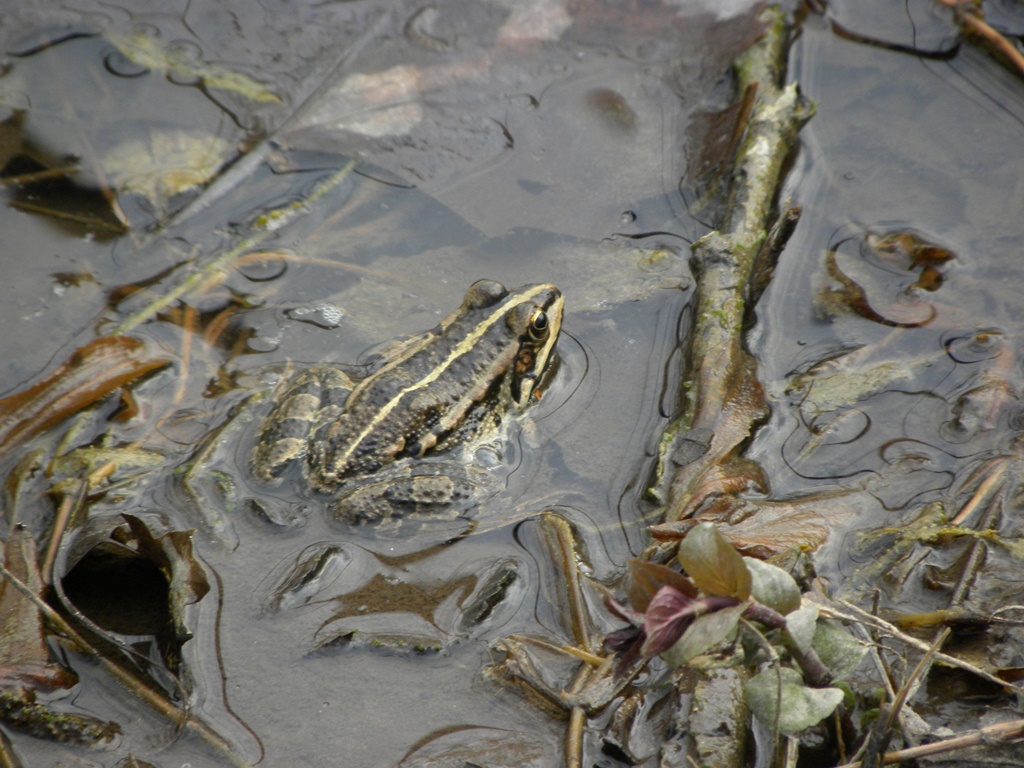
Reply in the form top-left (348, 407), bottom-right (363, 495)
top-left (661, 602), bottom-right (747, 668)
top-left (677, 523), bottom-right (752, 599)
top-left (745, 666), bottom-right (844, 734)
top-left (812, 620), bottom-right (867, 679)
top-left (744, 557), bottom-right (801, 614)
top-left (784, 603), bottom-right (818, 654)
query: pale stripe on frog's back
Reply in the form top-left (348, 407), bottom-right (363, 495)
top-left (313, 282), bottom-right (562, 486)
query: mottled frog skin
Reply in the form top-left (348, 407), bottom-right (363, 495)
top-left (251, 280), bottom-right (563, 526)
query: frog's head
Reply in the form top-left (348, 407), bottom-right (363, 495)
top-left (460, 279), bottom-right (563, 410)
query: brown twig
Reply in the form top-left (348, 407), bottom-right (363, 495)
top-left (540, 514), bottom-right (595, 653)
top-left (6, 200), bottom-right (125, 233)
top-left (0, 166), bottom-right (80, 186)
top-left (835, 715), bottom-right (1024, 767)
top-left (174, 304), bottom-right (197, 405)
top-left (0, 730), bottom-right (19, 768)
top-left (110, 162), bottom-right (356, 336)
top-left (950, 458), bottom-right (1006, 526)
top-left (865, 628), bottom-right (951, 766)
top-left (39, 481), bottom-right (86, 585)
top-left (934, 0), bottom-right (1024, 79)
top-left (502, 634), bottom-right (606, 667)
top-left (564, 661), bottom-right (597, 768)
top-left (821, 600), bottom-right (1024, 694)
top-left (662, 8), bottom-right (813, 524)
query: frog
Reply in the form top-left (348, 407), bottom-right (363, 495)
top-left (250, 279), bottom-right (563, 528)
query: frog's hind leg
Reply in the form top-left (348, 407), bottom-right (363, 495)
top-left (251, 368), bottom-right (350, 482)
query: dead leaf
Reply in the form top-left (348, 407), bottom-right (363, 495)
top-left (0, 337), bottom-right (171, 457)
top-left (119, 514), bottom-right (210, 649)
top-left (626, 559), bottom-right (699, 614)
top-left (105, 31), bottom-right (280, 103)
top-left (103, 130), bottom-right (233, 210)
top-left (0, 528), bottom-right (76, 692)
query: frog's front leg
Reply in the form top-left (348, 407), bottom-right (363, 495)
top-left (251, 367), bottom-right (351, 482)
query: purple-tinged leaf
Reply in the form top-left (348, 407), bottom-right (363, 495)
top-left (600, 587), bottom-right (645, 627)
top-left (627, 559), bottom-right (699, 613)
top-left (604, 626), bottom-right (644, 654)
top-left (641, 585), bottom-right (700, 657)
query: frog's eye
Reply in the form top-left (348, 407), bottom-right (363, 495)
top-left (528, 310), bottom-right (549, 341)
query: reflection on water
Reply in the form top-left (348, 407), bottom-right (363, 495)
top-left (779, 226), bottom-right (1021, 491)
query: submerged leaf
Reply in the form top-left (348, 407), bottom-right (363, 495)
top-left (677, 523), bottom-right (752, 600)
top-left (822, 243), bottom-right (937, 327)
top-left (395, 726), bottom-right (551, 768)
top-left (103, 130), bottom-right (233, 209)
top-left (792, 358), bottom-right (913, 415)
top-left (300, 65), bottom-right (424, 138)
top-left (49, 445), bottom-right (165, 486)
top-left (105, 31), bottom-right (280, 103)
top-left (0, 530), bottom-right (120, 746)
top-left (0, 337), bottom-right (171, 456)
top-left (745, 666), bottom-right (844, 735)
top-left (0, 528), bottom-right (76, 692)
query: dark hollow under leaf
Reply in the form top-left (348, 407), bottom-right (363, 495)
top-left (59, 514), bottom-right (211, 688)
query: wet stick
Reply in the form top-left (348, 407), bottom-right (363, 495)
top-left (110, 162), bottom-right (355, 336)
top-left (834, 716), bottom-right (1024, 768)
top-left (660, 8), bottom-right (814, 524)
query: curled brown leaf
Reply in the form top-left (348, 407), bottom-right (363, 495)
top-left (0, 337), bottom-right (171, 456)
top-left (0, 528), bottom-right (77, 693)
top-left (626, 559), bottom-right (699, 614)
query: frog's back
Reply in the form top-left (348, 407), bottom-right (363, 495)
top-left (312, 307), bottom-right (521, 484)
top-left (257, 279), bottom-right (563, 496)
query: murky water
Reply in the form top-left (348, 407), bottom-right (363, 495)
top-left (750, 3), bottom-right (1024, 747)
top-left (0, 1), bottom-right (764, 765)
top-left (755, 7), bottom-right (1024, 548)
top-left (4, 0), bottom-right (1024, 764)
